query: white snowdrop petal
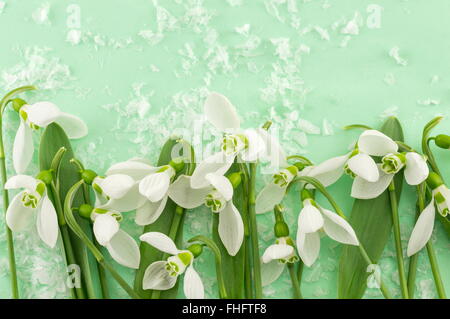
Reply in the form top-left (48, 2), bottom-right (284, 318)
top-left (218, 202), bottom-right (244, 256)
top-left (321, 208), bottom-right (359, 246)
top-left (135, 196), bottom-right (168, 226)
top-left (168, 175), bottom-right (210, 209)
top-left (296, 231), bottom-right (321, 267)
top-left (142, 261), bottom-right (177, 290)
top-left (347, 153), bottom-right (379, 182)
top-left (36, 195), bottom-right (59, 248)
top-left (404, 152), bottom-right (429, 186)
top-left (184, 266), bottom-right (205, 299)
top-left (13, 120), bottom-right (34, 174)
top-left (140, 232), bottom-right (180, 255)
top-left (297, 205), bottom-right (324, 234)
top-left (358, 130), bottom-right (398, 156)
top-left (255, 183), bottom-right (286, 214)
top-left (407, 201), bottom-right (435, 257)
top-left (54, 112), bottom-right (88, 139)
top-left (106, 229), bottom-right (141, 269)
top-left (204, 92), bottom-right (240, 131)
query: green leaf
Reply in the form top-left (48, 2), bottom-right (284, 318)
top-left (211, 163), bottom-right (245, 298)
top-left (338, 117), bottom-right (404, 299)
top-left (39, 123), bottom-right (100, 298)
top-left (133, 137), bottom-right (185, 298)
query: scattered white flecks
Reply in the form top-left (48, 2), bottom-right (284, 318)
top-left (1, 46), bottom-right (73, 92)
top-left (66, 29), bottom-right (82, 45)
top-left (322, 1), bottom-right (331, 9)
top-left (384, 72), bottom-right (396, 86)
top-left (298, 119), bottom-right (321, 135)
top-left (419, 279), bottom-right (437, 299)
top-left (313, 286), bottom-right (330, 297)
top-left (32, 2), bottom-right (51, 25)
top-left (430, 75), bottom-right (440, 85)
top-left (322, 118), bottom-right (334, 135)
top-left (389, 46), bottom-right (408, 66)
top-left (271, 38), bottom-right (292, 61)
top-left (298, 44), bottom-right (310, 54)
top-left (0, 2), bottom-right (5, 14)
top-left (380, 106), bottom-right (399, 118)
top-left (340, 36), bottom-right (351, 48)
top-left (149, 64), bottom-right (160, 72)
top-left (417, 98), bottom-right (440, 106)
top-left (341, 20), bottom-right (359, 35)
top-left (235, 24), bottom-right (250, 36)
top-left (291, 130), bottom-right (308, 148)
top-left (140, 0), bottom-right (178, 45)
top-left (226, 0), bottom-right (243, 6)
top-left (314, 26), bottom-right (330, 41)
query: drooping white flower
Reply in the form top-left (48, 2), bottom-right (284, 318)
top-left (306, 130), bottom-right (398, 188)
top-left (351, 152), bottom-right (429, 199)
top-left (168, 173), bottom-right (244, 256)
top-left (140, 232), bottom-right (204, 299)
top-left (91, 208), bottom-right (140, 269)
top-left (106, 158), bottom-right (181, 226)
top-left (13, 102), bottom-right (88, 174)
top-left (261, 237), bottom-right (298, 286)
top-left (255, 164), bottom-right (301, 214)
top-left (191, 92), bottom-right (286, 189)
top-left (5, 175), bottom-right (58, 248)
top-left (296, 193), bottom-right (359, 267)
top-left (407, 200), bottom-right (435, 257)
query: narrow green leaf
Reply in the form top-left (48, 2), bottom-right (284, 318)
top-left (211, 163), bottom-right (245, 298)
top-left (39, 123), bottom-right (100, 298)
top-left (133, 137), bottom-right (185, 298)
top-left (338, 117), bottom-right (404, 299)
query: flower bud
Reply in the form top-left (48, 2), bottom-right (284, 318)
top-left (169, 157), bottom-right (185, 173)
top-left (274, 221), bottom-right (289, 237)
top-left (293, 162), bottom-right (306, 171)
top-left (36, 170), bottom-right (53, 185)
top-left (12, 98), bottom-right (27, 112)
top-left (427, 172), bottom-right (444, 190)
top-left (187, 244), bottom-right (203, 258)
top-left (81, 169), bottom-right (98, 185)
top-left (78, 204), bottom-right (94, 219)
top-left (381, 153), bottom-right (406, 174)
top-left (227, 172), bottom-right (242, 189)
top-left (434, 134), bottom-right (450, 150)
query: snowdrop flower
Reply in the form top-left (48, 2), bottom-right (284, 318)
top-left (351, 152), bottom-right (429, 199)
top-left (261, 236), bottom-right (298, 286)
top-left (140, 232), bottom-right (204, 299)
top-left (84, 205), bottom-right (140, 269)
top-left (306, 130), bottom-right (398, 188)
top-left (13, 101), bottom-right (88, 174)
top-left (167, 172), bottom-right (244, 256)
top-left (256, 163), bottom-right (311, 214)
top-left (407, 173), bottom-right (449, 256)
top-left (106, 157), bottom-right (185, 225)
top-left (191, 92), bottom-right (286, 189)
top-left (297, 190), bottom-right (359, 267)
top-left (5, 174), bottom-right (58, 248)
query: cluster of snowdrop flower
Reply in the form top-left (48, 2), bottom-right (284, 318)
top-left (5, 91), bottom-right (449, 300)
top-left (6, 100), bottom-right (87, 249)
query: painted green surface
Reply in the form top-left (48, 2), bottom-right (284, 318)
top-left (0, 0), bottom-right (449, 298)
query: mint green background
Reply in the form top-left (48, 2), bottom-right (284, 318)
top-left (0, 0), bottom-right (449, 299)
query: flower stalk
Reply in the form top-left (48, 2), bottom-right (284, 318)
top-left (387, 181), bottom-right (409, 298)
top-left (0, 86), bottom-right (37, 299)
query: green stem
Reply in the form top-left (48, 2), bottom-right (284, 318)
top-left (388, 181), bottom-right (409, 299)
top-left (248, 162), bottom-right (262, 298)
top-left (80, 178), bottom-right (109, 299)
top-left (0, 85), bottom-right (36, 299)
top-left (64, 180), bottom-right (140, 299)
top-left (94, 239), bottom-right (110, 299)
top-left (0, 157), bottom-right (18, 299)
top-left (238, 162), bottom-right (252, 298)
top-left (99, 260), bottom-right (141, 299)
top-left (287, 263), bottom-right (302, 299)
top-left (425, 241), bottom-right (447, 299)
top-left (407, 185), bottom-right (424, 298)
top-left (151, 205), bottom-right (184, 299)
top-left (297, 261), bottom-right (304, 287)
top-left (293, 176), bottom-right (392, 299)
top-left (188, 235), bottom-right (228, 299)
top-left (49, 183), bottom-right (85, 298)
